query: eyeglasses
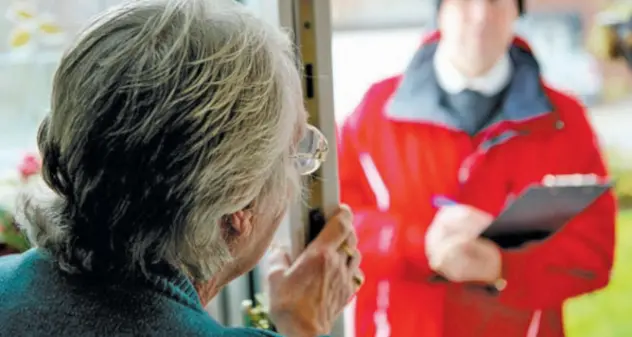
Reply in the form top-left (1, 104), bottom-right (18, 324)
top-left (293, 124), bottom-right (329, 176)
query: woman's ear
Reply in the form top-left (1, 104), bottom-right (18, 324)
top-left (224, 210), bottom-right (254, 237)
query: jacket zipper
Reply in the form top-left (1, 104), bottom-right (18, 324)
top-left (527, 310), bottom-right (542, 337)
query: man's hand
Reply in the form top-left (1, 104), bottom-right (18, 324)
top-left (425, 204), bottom-right (493, 257)
top-left (425, 204), bottom-right (501, 283)
top-left (429, 237), bottom-right (502, 283)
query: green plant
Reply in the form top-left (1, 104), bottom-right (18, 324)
top-left (605, 148), bottom-right (632, 209)
top-left (611, 167), bottom-right (632, 209)
top-left (0, 153), bottom-right (40, 255)
top-left (0, 207), bottom-right (30, 254)
top-left (564, 210), bottom-right (632, 336)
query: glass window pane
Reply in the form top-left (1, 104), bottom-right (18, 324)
top-left (0, 1), bottom-right (123, 174)
top-left (332, 0), bottom-right (434, 30)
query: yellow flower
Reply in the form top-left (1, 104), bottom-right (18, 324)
top-left (7, 1), bottom-right (37, 22)
top-left (14, 8), bottom-right (35, 20)
top-left (39, 21), bottom-right (63, 35)
top-left (8, 27), bottom-right (31, 48)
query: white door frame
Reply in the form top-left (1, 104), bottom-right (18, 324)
top-left (220, 1), bottom-right (347, 335)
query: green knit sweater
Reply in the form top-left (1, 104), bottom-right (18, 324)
top-left (0, 249), bottom-right (282, 337)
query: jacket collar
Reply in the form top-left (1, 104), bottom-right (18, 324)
top-left (386, 34), bottom-right (554, 131)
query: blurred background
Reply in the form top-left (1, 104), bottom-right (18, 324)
top-left (0, 0), bottom-right (631, 336)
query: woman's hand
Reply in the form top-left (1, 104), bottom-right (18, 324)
top-left (265, 205), bottom-right (362, 337)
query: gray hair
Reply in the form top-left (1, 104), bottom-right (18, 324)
top-left (19, 0), bottom-right (304, 281)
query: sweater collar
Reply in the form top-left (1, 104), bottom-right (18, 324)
top-left (145, 269), bottom-right (205, 311)
top-left (29, 248), bottom-right (206, 312)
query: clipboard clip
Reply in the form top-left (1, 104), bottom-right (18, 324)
top-left (542, 174), bottom-right (612, 189)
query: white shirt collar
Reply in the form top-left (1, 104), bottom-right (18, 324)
top-left (434, 45), bottom-right (512, 96)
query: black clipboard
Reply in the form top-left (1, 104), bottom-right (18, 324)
top-left (481, 180), bottom-right (613, 249)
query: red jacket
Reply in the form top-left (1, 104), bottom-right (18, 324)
top-left (339, 32), bottom-right (616, 337)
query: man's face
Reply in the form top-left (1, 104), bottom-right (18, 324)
top-left (439, 0), bottom-right (518, 74)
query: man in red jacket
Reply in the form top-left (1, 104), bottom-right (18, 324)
top-left (338, 0), bottom-right (616, 336)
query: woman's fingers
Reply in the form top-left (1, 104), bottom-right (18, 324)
top-left (344, 225), bottom-right (358, 250)
top-left (309, 205), bottom-right (353, 251)
top-left (340, 242), bottom-right (363, 296)
top-left (347, 248), bottom-right (362, 270)
top-left (265, 245), bottom-right (292, 284)
top-left (266, 204), bottom-right (364, 337)
top-left (353, 269), bottom-right (365, 288)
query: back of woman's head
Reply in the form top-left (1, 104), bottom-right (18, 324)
top-left (21, 0), bottom-right (304, 281)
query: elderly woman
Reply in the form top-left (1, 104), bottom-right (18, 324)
top-left (0, 1), bottom-right (362, 336)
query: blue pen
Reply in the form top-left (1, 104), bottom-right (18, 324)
top-left (432, 195), bottom-right (458, 208)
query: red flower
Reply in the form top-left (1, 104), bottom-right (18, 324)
top-left (18, 153), bottom-right (41, 181)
